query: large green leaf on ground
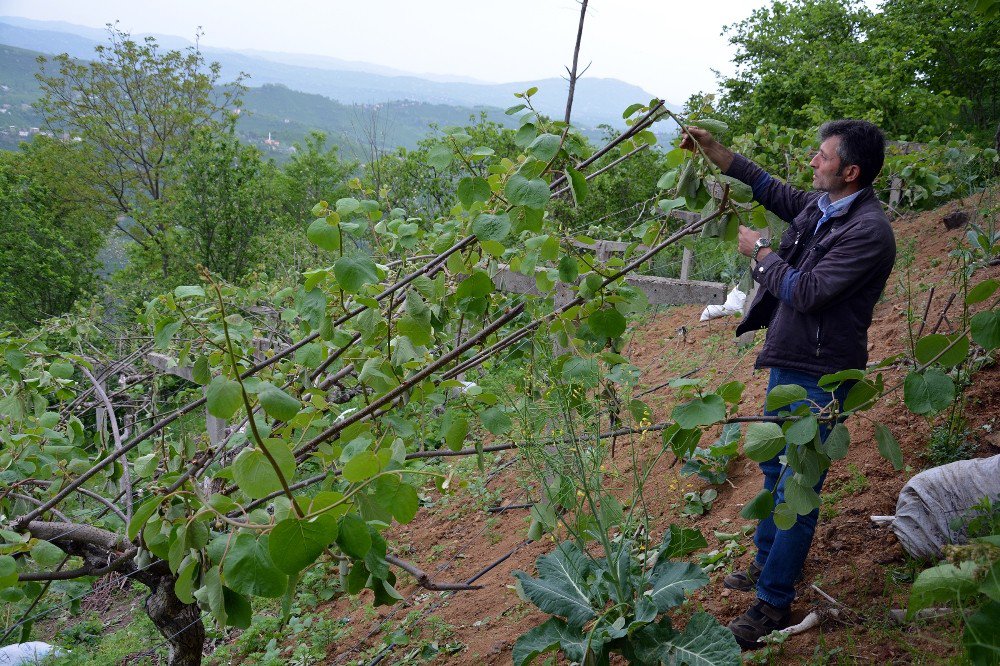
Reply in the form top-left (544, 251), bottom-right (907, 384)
top-left (661, 612), bottom-right (742, 666)
top-left (743, 422), bottom-right (785, 462)
top-left (628, 616), bottom-right (677, 663)
top-left (222, 533), bottom-right (287, 598)
top-left (512, 617), bottom-right (595, 666)
top-left (659, 524), bottom-right (708, 560)
top-left (647, 560), bottom-right (708, 612)
top-left (672, 394), bottom-right (726, 429)
top-left (908, 561), bottom-right (980, 618)
top-left (513, 542), bottom-right (596, 629)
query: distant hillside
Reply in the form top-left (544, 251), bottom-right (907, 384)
top-left (0, 44), bottom-right (45, 149)
top-left (0, 17), bottom-right (678, 129)
top-left (238, 85), bottom-right (514, 157)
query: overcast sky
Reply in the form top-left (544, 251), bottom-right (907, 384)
top-left (0, 0), bottom-right (866, 104)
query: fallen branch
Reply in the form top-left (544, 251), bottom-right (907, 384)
top-left (385, 554), bottom-right (482, 591)
top-left (776, 608), bottom-right (840, 637)
top-left (888, 607), bottom-right (956, 624)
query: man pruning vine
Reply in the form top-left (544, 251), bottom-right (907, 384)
top-left (681, 120), bottom-right (896, 648)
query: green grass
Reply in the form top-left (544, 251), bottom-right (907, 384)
top-left (820, 464), bottom-right (869, 520)
top-left (47, 610), bottom-right (164, 665)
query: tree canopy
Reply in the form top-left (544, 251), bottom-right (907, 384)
top-left (718, 0), bottom-right (1000, 142)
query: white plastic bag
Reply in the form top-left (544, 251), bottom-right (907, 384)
top-left (0, 642), bottom-right (66, 665)
top-left (700, 286), bottom-right (746, 321)
top-left (889, 455), bottom-right (1000, 559)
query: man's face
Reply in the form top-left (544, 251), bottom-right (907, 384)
top-left (809, 136), bottom-right (849, 193)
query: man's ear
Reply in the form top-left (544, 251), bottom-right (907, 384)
top-left (842, 163), bottom-right (861, 183)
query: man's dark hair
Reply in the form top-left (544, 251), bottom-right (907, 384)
top-left (818, 119), bottom-right (886, 189)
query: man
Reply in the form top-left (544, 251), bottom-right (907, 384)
top-left (680, 120), bottom-right (896, 648)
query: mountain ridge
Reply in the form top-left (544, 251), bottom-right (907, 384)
top-left (0, 16), bottom-right (677, 128)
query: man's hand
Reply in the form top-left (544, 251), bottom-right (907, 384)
top-left (679, 126), bottom-right (714, 152)
top-left (738, 225), bottom-right (770, 260)
top-left (678, 126), bottom-right (735, 172)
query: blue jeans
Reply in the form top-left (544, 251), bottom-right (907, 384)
top-left (753, 367), bottom-right (851, 608)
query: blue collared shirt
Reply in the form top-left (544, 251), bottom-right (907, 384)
top-left (814, 190), bottom-right (862, 233)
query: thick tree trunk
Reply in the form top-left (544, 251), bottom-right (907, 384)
top-left (143, 571), bottom-right (205, 666)
top-left (24, 522), bottom-right (205, 666)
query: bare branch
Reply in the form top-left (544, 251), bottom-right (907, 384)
top-left (385, 554), bottom-right (482, 591)
top-left (81, 366), bottom-right (134, 520)
top-left (564, 0), bottom-right (590, 125)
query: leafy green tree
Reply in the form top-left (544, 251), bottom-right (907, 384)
top-left (274, 131), bottom-right (356, 227)
top-left (376, 114), bottom-right (519, 218)
top-left (0, 137), bottom-right (110, 327)
top-left (719, 0), bottom-right (998, 141)
top-left (35, 26), bottom-right (245, 277)
top-left (172, 127), bottom-right (279, 282)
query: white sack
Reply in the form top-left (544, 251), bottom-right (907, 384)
top-left (891, 454), bottom-right (1000, 560)
top-left (700, 287), bottom-right (746, 321)
top-left (0, 642), bottom-right (66, 665)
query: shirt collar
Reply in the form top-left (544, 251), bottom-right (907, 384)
top-left (817, 189), bottom-right (863, 218)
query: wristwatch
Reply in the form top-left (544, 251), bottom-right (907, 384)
top-left (752, 237), bottom-right (771, 262)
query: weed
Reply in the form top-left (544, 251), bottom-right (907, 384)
top-left (950, 495), bottom-right (1000, 539)
top-left (820, 464), bottom-right (869, 520)
top-left (681, 488), bottom-right (718, 516)
top-left (925, 412), bottom-right (978, 467)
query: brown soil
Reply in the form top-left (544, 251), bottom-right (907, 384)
top-left (190, 194), bottom-right (997, 666)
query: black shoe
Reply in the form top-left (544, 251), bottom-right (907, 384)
top-left (727, 599), bottom-right (791, 649)
top-left (723, 560), bottom-right (762, 592)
